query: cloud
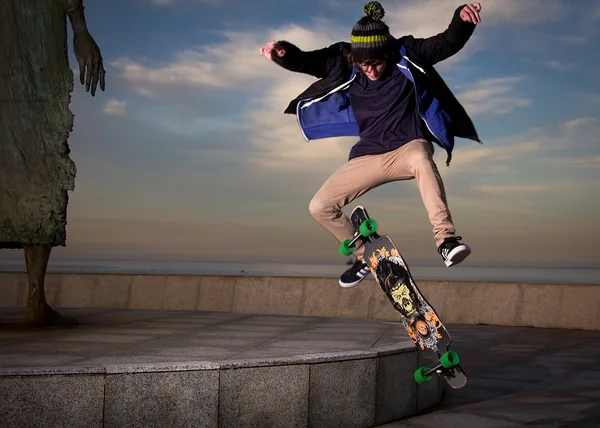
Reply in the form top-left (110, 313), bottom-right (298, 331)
top-left (441, 115), bottom-right (600, 181)
top-left (553, 35), bottom-right (587, 44)
top-left (470, 182), bottom-right (600, 196)
top-left (574, 93), bottom-right (600, 106)
top-left (563, 156), bottom-right (600, 169)
top-left (110, 20), bottom-right (346, 96)
top-left (454, 76), bottom-right (532, 118)
top-left (540, 60), bottom-right (572, 72)
top-left (384, 0), bottom-right (564, 38)
top-left (473, 184), bottom-right (552, 195)
top-left (320, 0), bottom-right (344, 9)
top-left (113, 0), bottom-right (565, 99)
top-left (379, 0), bottom-right (566, 67)
top-left (561, 117), bottom-right (597, 128)
top-left (103, 99), bottom-right (127, 116)
top-left (592, 4), bottom-right (600, 21)
top-left (478, 0), bottom-right (565, 26)
top-left (105, 0), bottom-right (565, 182)
top-left (110, 21), bottom-right (355, 168)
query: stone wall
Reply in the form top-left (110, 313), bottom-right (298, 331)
top-left (1, 272), bottom-right (598, 330)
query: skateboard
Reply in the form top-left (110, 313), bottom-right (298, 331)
top-left (338, 205), bottom-right (467, 389)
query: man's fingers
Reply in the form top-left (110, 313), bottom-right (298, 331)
top-left (259, 46), bottom-right (272, 60)
top-left (472, 6), bottom-right (481, 22)
top-left (461, 9), bottom-right (474, 23)
top-left (468, 3), bottom-right (481, 22)
top-left (463, 4), bottom-right (480, 23)
top-left (260, 40), bottom-right (284, 61)
top-left (260, 40), bottom-right (274, 54)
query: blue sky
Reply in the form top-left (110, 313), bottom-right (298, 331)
top-left (2, 0), bottom-right (600, 269)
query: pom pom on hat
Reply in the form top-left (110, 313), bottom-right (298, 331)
top-left (364, 1), bottom-right (385, 21)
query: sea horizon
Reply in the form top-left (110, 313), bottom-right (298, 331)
top-left (1, 257), bottom-right (599, 285)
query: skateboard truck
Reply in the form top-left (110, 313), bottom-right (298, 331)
top-left (339, 218), bottom-right (378, 256)
top-left (413, 350), bottom-right (460, 384)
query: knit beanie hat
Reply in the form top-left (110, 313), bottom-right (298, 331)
top-left (351, 2), bottom-right (394, 62)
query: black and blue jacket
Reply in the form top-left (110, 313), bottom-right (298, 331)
top-left (273, 5), bottom-right (481, 165)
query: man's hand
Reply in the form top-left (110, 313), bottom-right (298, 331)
top-left (259, 40), bottom-right (286, 61)
top-left (460, 3), bottom-right (482, 24)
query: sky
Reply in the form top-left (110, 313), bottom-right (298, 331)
top-left (1, 0), bottom-right (600, 270)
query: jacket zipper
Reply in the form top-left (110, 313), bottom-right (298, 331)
top-left (398, 63), bottom-right (441, 145)
top-left (296, 100), bottom-right (310, 141)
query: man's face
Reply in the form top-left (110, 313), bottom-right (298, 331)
top-left (359, 59), bottom-right (387, 80)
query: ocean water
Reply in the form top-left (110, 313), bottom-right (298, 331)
top-left (0, 258), bottom-right (599, 285)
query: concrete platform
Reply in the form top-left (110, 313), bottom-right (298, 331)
top-left (0, 309), bottom-right (442, 428)
top-left (379, 324), bottom-right (600, 427)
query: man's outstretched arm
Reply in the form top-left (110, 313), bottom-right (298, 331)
top-left (403, 3), bottom-right (482, 66)
top-left (260, 40), bottom-right (347, 79)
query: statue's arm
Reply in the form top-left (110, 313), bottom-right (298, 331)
top-left (59, 0), bottom-right (106, 96)
top-left (60, 0), bottom-right (89, 35)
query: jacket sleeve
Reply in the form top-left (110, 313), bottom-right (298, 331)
top-left (272, 41), bottom-right (346, 79)
top-left (403, 5), bottom-right (477, 66)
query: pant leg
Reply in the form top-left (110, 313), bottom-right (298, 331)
top-left (309, 154), bottom-right (389, 260)
top-left (382, 139), bottom-right (455, 247)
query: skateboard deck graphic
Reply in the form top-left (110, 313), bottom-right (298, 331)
top-left (339, 205), bottom-right (467, 389)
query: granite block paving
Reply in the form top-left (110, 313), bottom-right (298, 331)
top-left (377, 324), bottom-right (600, 428)
top-left (2, 308), bottom-right (599, 427)
top-left (0, 374), bottom-right (104, 428)
top-left (309, 358), bottom-right (378, 428)
top-left (0, 308), bottom-right (427, 428)
top-left (375, 352), bottom-right (418, 425)
top-left (104, 369), bottom-right (219, 428)
top-left (219, 364), bottom-right (309, 428)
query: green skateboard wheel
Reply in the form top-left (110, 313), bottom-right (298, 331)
top-left (359, 219), bottom-right (378, 237)
top-left (339, 239), bottom-right (356, 256)
top-left (440, 350), bottom-right (460, 368)
top-left (414, 366), bottom-right (432, 384)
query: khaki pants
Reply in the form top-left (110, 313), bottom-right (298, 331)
top-left (309, 138), bottom-right (455, 260)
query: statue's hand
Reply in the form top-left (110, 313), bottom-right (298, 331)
top-left (73, 31), bottom-right (106, 96)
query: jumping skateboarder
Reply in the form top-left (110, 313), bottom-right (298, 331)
top-left (259, 2), bottom-right (482, 287)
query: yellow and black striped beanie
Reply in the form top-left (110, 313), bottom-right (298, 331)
top-left (351, 2), bottom-right (394, 61)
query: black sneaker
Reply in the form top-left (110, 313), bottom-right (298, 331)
top-left (339, 258), bottom-right (371, 288)
top-left (438, 236), bottom-right (471, 267)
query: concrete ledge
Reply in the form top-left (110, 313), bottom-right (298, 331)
top-left (1, 272), bottom-right (599, 330)
top-left (0, 309), bottom-right (442, 428)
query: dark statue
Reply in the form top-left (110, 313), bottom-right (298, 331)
top-left (0, 0), bottom-right (105, 325)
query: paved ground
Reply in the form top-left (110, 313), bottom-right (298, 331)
top-left (1, 309), bottom-right (599, 427)
top-left (378, 324), bottom-right (600, 427)
top-left (0, 309), bottom-right (411, 371)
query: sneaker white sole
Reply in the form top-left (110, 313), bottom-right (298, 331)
top-left (339, 266), bottom-right (371, 288)
top-left (339, 276), bottom-right (369, 288)
top-left (444, 244), bottom-right (471, 267)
